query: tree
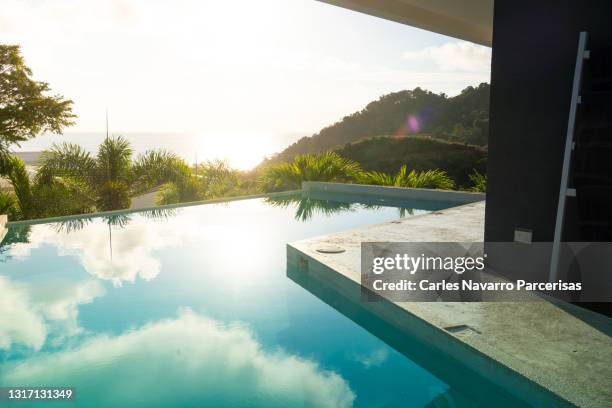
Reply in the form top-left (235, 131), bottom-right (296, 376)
top-left (0, 44), bottom-right (77, 218)
top-left (0, 45), bottom-right (75, 155)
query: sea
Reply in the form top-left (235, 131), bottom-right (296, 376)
top-left (12, 132), bottom-right (295, 170)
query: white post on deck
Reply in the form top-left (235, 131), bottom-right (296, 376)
top-left (549, 31), bottom-right (588, 282)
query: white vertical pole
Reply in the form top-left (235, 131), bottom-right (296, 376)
top-left (549, 31), bottom-right (588, 282)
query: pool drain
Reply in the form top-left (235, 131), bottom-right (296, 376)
top-left (316, 245), bottom-right (345, 254)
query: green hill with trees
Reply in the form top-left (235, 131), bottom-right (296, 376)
top-left (259, 83), bottom-right (489, 168)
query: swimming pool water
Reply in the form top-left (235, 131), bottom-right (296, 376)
top-left (0, 193), bottom-right (522, 407)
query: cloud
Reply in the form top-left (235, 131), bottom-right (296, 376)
top-left (403, 41), bottom-right (491, 73)
top-left (1, 310), bottom-right (355, 407)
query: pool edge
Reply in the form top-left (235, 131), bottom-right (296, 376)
top-left (302, 181), bottom-right (485, 204)
top-left (5, 190), bottom-right (301, 227)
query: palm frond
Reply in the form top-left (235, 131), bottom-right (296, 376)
top-left (258, 152), bottom-right (362, 192)
top-left (358, 171), bottom-right (394, 186)
top-left (393, 166), bottom-right (455, 189)
top-left (357, 165), bottom-right (454, 190)
top-left (2, 155), bottom-right (33, 218)
top-left (36, 142), bottom-right (96, 185)
top-left (132, 149), bottom-right (190, 193)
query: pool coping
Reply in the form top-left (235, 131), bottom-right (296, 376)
top-left (3, 183), bottom-right (484, 227)
top-left (302, 181), bottom-right (484, 204)
top-left (5, 190), bottom-right (301, 227)
top-left (288, 183), bottom-right (612, 407)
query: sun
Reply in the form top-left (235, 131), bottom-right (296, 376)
top-left (194, 132), bottom-right (280, 171)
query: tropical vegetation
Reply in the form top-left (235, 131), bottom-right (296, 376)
top-left (469, 169), bottom-right (487, 192)
top-left (257, 152), bottom-right (362, 192)
top-left (0, 136), bottom-right (196, 219)
top-left (335, 135), bottom-right (486, 187)
top-left (1, 44), bottom-right (81, 220)
top-left (359, 165), bottom-right (455, 189)
top-left (38, 137), bottom-right (197, 208)
top-left (257, 152), bottom-right (459, 193)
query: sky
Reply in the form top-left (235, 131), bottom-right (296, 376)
top-left (1, 0), bottom-right (491, 169)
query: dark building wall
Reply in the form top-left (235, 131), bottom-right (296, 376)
top-left (485, 0), bottom-right (612, 243)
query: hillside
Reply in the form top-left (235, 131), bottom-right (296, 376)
top-left (259, 83), bottom-right (489, 168)
top-left (335, 135), bottom-right (487, 187)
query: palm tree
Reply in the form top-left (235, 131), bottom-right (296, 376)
top-left (258, 152), bottom-right (362, 192)
top-left (359, 165), bottom-right (455, 190)
top-left (36, 136), bottom-right (194, 212)
top-left (0, 154), bottom-right (93, 220)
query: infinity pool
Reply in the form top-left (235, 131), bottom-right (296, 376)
top-left (0, 193), bottom-right (522, 407)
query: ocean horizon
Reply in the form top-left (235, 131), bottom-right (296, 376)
top-left (13, 132), bottom-right (299, 170)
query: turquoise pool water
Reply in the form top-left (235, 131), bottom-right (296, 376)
top-left (0, 193), bottom-right (522, 407)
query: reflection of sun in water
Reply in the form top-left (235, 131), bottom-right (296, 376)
top-left (194, 132), bottom-right (280, 170)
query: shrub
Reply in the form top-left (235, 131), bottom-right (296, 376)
top-left (96, 180), bottom-right (130, 211)
top-left (360, 165), bottom-right (455, 190)
top-left (469, 169), bottom-right (487, 192)
top-left (258, 152), bottom-right (362, 192)
top-left (0, 191), bottom-right (19, 220)
top-left (156, 182), bottom-right (181, 205)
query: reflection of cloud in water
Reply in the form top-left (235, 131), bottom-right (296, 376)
top-left (0, 276), bottom-right (46, 350)
top-left (8, 217), bottom-right (192, 286)
top-left (0, 276), bottom-right (104, 351)
top-left (1, 310), bottom-right (355, 408)
top-left (351, 348), bottom-right (389, 369)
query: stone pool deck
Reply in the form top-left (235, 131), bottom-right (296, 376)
top-left (288, 199), bottom-right (612, 407)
